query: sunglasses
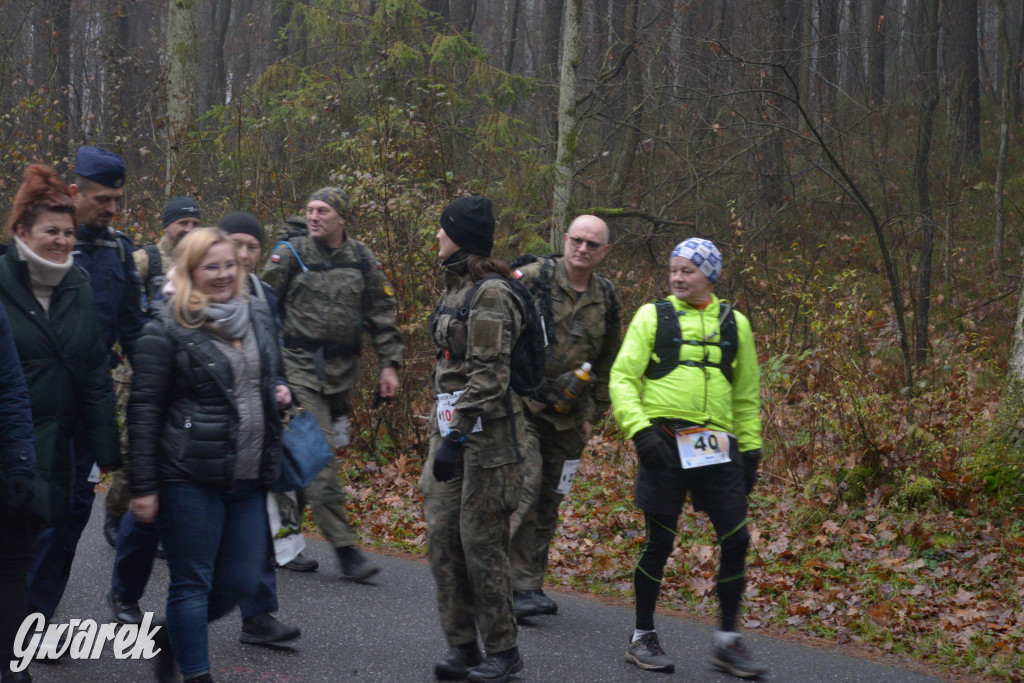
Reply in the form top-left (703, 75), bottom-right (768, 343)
top-left (567, 235), bottom-right (607, 250)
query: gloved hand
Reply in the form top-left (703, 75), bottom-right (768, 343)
top-left (742, 449), bottom-right (762, 495)
top-left (6, 474), bottom-right (33, 516)
top-left (432, 435), bottom-right (464, 483)
top-left (633, 426), bottom-right (675, 471)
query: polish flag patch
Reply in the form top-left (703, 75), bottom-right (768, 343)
top-left (271, 253), bottom-right (281, 263)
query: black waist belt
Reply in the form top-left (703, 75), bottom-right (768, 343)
top-left (651, 417), bottom-right (701, 432)
top-left (284, 334), bottom-right (361, 357)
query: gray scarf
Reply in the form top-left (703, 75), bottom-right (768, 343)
top-left (205, 298), bottom-right (250, 340)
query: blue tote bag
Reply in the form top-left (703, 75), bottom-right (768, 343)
top-left (272, 406), bottom-right (335, 493)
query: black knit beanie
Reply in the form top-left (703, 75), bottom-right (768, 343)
top-left (219, 211), bottom-right (265, 246)
top-left (162, 196), bottom-right (201, 227)
top-left (439, 196), bottom-right (494, 257)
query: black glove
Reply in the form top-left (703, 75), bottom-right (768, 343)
top-left (633, 426), bottom-right (674, 471)
top-left (5, 474), bottom-right (33, 516)
top-left (742, 449), bottom-right (762, 495)
top-left (432, 434), bottom-right (464, 483)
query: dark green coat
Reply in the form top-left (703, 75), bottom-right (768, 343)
top-left (0, 247), bottom-right (120, 526)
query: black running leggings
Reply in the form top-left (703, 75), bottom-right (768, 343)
top-left (634, 506), bottom-right (749, 632)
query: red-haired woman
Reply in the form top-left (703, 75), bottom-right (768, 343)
top-left (0, 164), bottom-right (120, 673)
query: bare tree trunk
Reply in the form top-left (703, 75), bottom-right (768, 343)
top-left (867, 0), bottom-right (886, 106)
top-left (552, 0), bottom-right (582, 246)
top-left (504, 0), bottom-right (522, 73)
top-left (449, 0), bottom-right (475, 33)
top-left (1013, 2), bottom-right (1024, 120)
top-left (199, 0), bottom-right (231, 124)
top-left (609, 0), bottom-right (640, 206)
top-left (913, 0), bottom-right (939, 365)
top-left (994, 0), bottom-right (1012, 268)
top-left (540, 0), bottom-right (566, 152)
top-left (165, 0), bottom-right (200, 195)
top-left (945, 0), bottom-right (982, 163)
top-left (819, 0), bottom-right (840, 121)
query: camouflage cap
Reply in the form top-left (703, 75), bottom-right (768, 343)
top-left (309, 187), bottom-right (350, 217)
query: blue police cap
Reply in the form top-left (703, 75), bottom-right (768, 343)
top-left (74, 146), bottom-right (126, 188)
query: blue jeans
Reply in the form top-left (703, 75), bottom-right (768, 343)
top-left (157, 480), bottom-right (268, 676)
top-left (111, 511), bottom-right (160, 602)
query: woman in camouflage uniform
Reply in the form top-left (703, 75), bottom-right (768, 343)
top-left (419, 196), bottom-right (526, 683)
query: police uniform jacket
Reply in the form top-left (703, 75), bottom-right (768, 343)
top-left (609, 294), bottom-right (762, 452)
top-left (73, 224), bottom-right (146, 360)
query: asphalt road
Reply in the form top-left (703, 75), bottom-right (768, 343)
top-left (22, 496), bottom-right (951, 683)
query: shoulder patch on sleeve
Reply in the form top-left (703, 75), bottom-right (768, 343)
top-left (471, 319), bottom-right (501, 347)
top-left (271, 253), bottom-right (281, 263)
top-left (477, 290), bottom-right (500, 310)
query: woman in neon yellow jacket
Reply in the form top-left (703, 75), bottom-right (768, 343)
top-left (609, 238), bottom-right (768, 680)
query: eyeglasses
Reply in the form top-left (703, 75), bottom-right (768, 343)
top-left (566, 235), bottom-right (607, 250)
top-left (198, 261), bottom-right (238, 274)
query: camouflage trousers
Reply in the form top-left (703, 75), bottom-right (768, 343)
top-left (420, 434), bottom-right (521, 654)
top-left (105, 360), bottom-right (134, 519)
top-left (292, 385), bottom-right (357, 550)
top-left (509, 418), bottom-right (586, 591)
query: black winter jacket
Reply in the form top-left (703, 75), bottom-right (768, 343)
top-left (128, 298), bottom-right (286, 494)
top-left (0, 246), bottom-right (119, 526)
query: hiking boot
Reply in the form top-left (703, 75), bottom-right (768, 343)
top-left (513, 591), bottom-right (539, 619)
top-left (467, 647), bottom-right (523, 683)
top-left (337, 546), bottom-right (380, 582)
top-left (434, 641), bottom-right (483, 680)
top-left (625, 632), bottom-right (675, 673)
top-left (107, 588), bottom-right (143, 625)
top-left (152, 618), bottom-right (177, 683)
top-left (709, 638), bottom-right (769, 679)
top-left (103, 512), bottom-right (121, 548)
top-left (282, 552), bottom-right (319, 572)
top-left (513, 589), bottom-right (557, 619)
top-left (240, 613), bottom-right (301, 646)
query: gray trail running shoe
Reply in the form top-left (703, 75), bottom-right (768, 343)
top-left (709, 638), bottom-right (769, 679)
top-left (625, 632), bottom-right (675, 673)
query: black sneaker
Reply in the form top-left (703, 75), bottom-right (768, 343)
top-left (467, 647), bottom-right (523, 683)
top-left (337, 546), bottom-right (380, 582)
top-left (107, 588), bottom-right (143, 625)
top-left (625, 632), bottom-right (674, 673)
top-left (434, 641), bottom-right (483, 680)
top-left (103, 512), bottom-right (121, 548)
top-left (282, 552), bottom-right (319, 572)
top-left (709, 638), bottom-right (769, 679)
top-left (240, 613), bottom-right (301, 646)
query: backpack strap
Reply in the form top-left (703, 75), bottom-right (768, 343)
top-left (142, 243), bottom-right (162, 295)
top-left (275, 236), bottom-right (376, 319)
top-left (248, 273), bottom-right (267, 302)
top-left (645, 300), bottom-right (738, 383)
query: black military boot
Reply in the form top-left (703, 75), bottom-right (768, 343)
top-left (434, 641), bottom-right (483, 680)
top-left (152, 618), bottom-right (177, 683)
top-left (107, 587), bottom-right (143, 624)
top-left (467, 647), bottom-right (523, 683)
top-left (102, 511), bottom-right (121, 547)
top-left (336, 546), bottom-right (380, 582)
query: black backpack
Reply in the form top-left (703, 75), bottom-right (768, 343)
top-left (645, 299), bottom-right (738, 382)
top-left (509, 253), bottom-right (619, 360)
top-left (432, 273), bottom-right (548, 399)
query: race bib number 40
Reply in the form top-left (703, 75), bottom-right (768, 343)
top-left (676, 427), bottom-right (732, 469)
top-left (436, 391), bottom-right (482, 435)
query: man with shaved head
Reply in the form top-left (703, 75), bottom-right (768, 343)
top-left (508, 214), bottom-right (622, 619)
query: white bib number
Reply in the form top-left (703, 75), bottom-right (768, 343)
top-left (677, 428), bottom-right (732, 469)
top-left (436, 391), bottom-right (482, 435)
top-left (555, 459), bottom-right (580, 495)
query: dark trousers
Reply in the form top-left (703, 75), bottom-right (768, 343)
top-left (111, 511), bottom-right (159, 602)
top-left (0, 511), bottom-right (34, 677)
top-left (27, 432), bottom-right (95, 620)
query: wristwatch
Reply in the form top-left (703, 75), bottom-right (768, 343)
top-left (446, 428), bottom-right (465, 443)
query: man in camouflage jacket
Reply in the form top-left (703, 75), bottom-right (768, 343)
top-left (262, 186), bottom-right (403, 581)
top-left (509, 214), bottom-right (621, 619)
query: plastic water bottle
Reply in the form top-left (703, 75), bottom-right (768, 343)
top-left (553, 362), bottom-right (592, 414)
